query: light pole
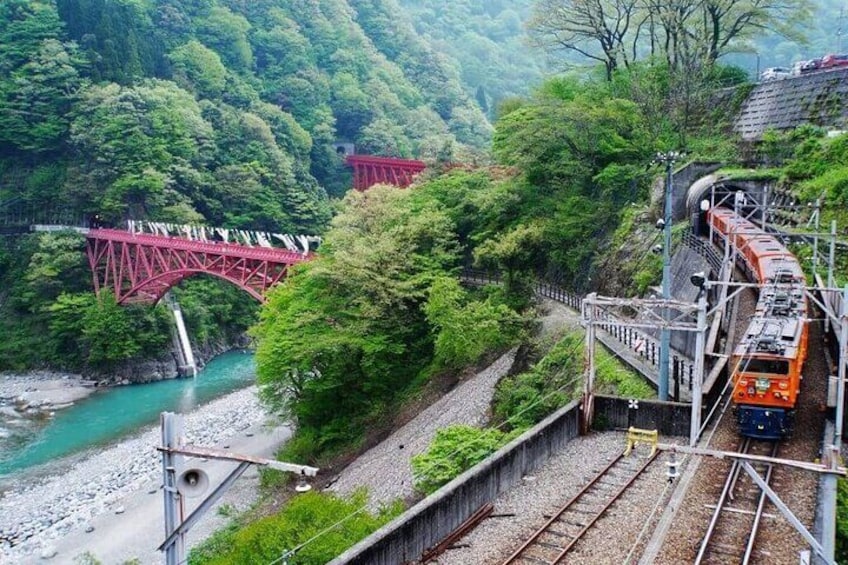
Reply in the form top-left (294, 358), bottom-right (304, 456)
top-left (655, 151), bottom-right (680, 401)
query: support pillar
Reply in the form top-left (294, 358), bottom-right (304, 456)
top-left (836, 286), bottom-right (848, 447)
top-left (583, 293), bottom-right (597, 434)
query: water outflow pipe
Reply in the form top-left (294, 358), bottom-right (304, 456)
top-left (166, 293), bottom-right (198, 377)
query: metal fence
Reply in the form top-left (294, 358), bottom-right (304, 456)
top-left (460, 269), bottom-right (695, 391)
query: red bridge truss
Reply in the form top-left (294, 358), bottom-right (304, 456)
top-left (85, 229), bottom-right (311, 304)
top-left (345, 155), bottom-right (426, 191)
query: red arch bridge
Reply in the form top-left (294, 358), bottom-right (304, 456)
top-left (86, 229), bottom-right (311, 304)
top-left (345, 155), bottom-right (426, 191)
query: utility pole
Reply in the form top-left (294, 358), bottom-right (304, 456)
top-left (159, 412), bottom-right (319, 565)
top-left (656, 151), bottom-right (680, 401)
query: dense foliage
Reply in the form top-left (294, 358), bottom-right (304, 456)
top-left (397, 0), bottom-right (545, 116)
top-left (0, 0), bottom-right (497, 222)
top-left (411, 424), bottom-right (513, 494)
top-left (252, 185), bottom-right (524, 458)
top-left (188, 490), bottom-right (403, 565)
top-left (0, 231), bottom-right (258, 372)
top-left (0, 231), bottom-right (168, 371)
top-left (0, 0), bottom-right (528, 373)
top-left (493, 333), bottom-right (584, 430)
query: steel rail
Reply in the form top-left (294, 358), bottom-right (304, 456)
top-left (502, 451), bottom-right (659, 565)
top-left (695, 438), bottom-right (750, 564)
top-left (742, 442), bottom-right (779, 564)
top-left (695, 438), bottom-right (777, 564)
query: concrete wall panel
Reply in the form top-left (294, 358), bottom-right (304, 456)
top-left (330, 400), bottom-right (582, 564)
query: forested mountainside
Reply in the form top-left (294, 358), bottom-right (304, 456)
top-left (397, 0), bottom-right (545, 114)
top-left (0, 0), bottom-right (536, 373)
top-left (0, 0), bottom-right (498, 229)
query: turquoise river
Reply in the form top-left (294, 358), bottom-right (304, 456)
top-left (0, 351), bottom-right (256, 477)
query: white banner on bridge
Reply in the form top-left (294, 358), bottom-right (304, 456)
top-left (127, 220), bottom-right (321, 254)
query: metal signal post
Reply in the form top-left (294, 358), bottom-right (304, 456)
top-left (656, 151), bottom-right (681, 401)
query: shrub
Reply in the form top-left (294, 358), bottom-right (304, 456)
top-left (189, 490), bottom-right (401, 565)
top-left (411, 425), bottom-right (511, 495)
top-left (493, 332), bottom-right (583, 430)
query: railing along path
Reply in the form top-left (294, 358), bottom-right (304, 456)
top-left (462, 270), bottom-right (695, 394)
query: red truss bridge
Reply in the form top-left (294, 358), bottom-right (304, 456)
top-left (345, 155), bottom-right (426, 191)
top-left (86, 229), bottom-right (312, 304)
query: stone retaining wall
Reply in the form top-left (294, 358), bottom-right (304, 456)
top-left (735, 68), bottom-right (848, 140)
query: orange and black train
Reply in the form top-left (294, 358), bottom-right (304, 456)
top-left (707, 207), bottom-right (809, 439)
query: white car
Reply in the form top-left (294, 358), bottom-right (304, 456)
top-left (760, 67), bottom-right (791, 81)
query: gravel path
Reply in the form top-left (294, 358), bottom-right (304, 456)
top-left (327, 349), bottom-right (517, 507)
top-left (0, 386), bottom-right (272, 563)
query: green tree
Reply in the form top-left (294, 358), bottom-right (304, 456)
top-left (168, 40), bottom-right (227, 99)
top-left (253, 186), bottom-right (459, 455)
top-left (68, 80), bottom-right (213, 219)
top-left (14, 231), bottom-right (88, 312)
top-left (424, 277), bottom-right (523, 367)
top-left (0, 2), bottom-right (84, 152)
top-left (81, 292), bottom-right (169, 370)
top-left (196, 6), bottom-right (253, 70)
top-left (474, 222), bottom-right (545, 301)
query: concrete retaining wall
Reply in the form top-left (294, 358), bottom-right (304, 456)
top-left (735, 68), bottom-right (848, 140)
top-left (329, 400), bottom-right (582, 564)
top-left (670, 162), bottom-right (723, 221)
top-left (594, 395), bottom-right (691, 437)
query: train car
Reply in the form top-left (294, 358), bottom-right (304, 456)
top-left (707, 207), bottom-right (809, 439)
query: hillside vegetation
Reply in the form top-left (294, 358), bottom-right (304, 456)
top-left (2, 0), bottom-right (847, 561)
top-left (0, 0), bottom-right (523, 373)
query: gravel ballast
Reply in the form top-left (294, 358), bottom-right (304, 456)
top-left (327, 349), bottom-right (518, 507)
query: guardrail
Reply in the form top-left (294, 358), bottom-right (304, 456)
top-left (682, 230), bottom-right (724, 274)
top-left (461, 269), bottom-right (695, 394)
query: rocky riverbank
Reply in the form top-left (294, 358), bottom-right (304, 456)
top-left (0, 372), bottom-right (97, 436)
top-left (0, 385), bottom-right (276, 563)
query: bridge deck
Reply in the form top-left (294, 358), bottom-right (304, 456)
top-left (87, 229), bottom-right (310, 263)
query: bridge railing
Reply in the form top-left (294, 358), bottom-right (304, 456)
top-left (0, 200), bottom-right (86, 230)
top-left (460, 269), bottom-right (695, 395)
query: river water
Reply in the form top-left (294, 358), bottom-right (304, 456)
top-left (0, 351), bottom-right (256, 477)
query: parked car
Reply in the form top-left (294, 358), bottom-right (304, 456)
top-left (760, 67), bottom-right (792, 81)
top-left (800, 58), bottom-right (823, 73)
top-left (821, 53), bottom-right (848, 69)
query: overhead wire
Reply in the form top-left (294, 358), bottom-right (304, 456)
top-left (271, 211), bottom-right (800, 563)
top-left (266, 305), bottom-right (665, 564)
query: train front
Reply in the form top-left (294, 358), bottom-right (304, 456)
top-left (731, 311), bottom-right (806, 439)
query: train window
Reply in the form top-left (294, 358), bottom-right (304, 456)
top-left (744, 359), bottom-right (789, 375)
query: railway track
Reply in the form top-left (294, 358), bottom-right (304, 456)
top-left (501, 450), bottom-right (659, 565)
top-left (694, 438), bottom-right (779, 564)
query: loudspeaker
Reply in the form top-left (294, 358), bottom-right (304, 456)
top-left (176, 468), bottom-right (209, 498)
